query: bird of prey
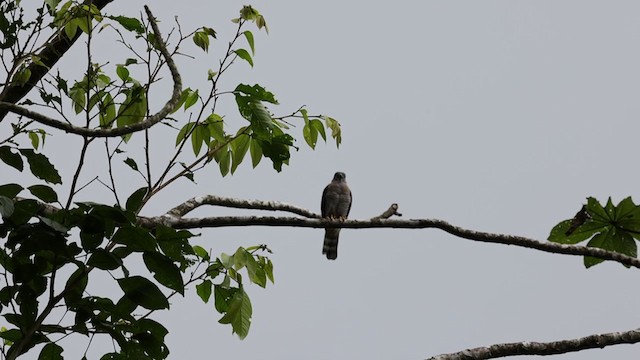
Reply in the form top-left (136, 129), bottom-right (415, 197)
top-left (321, 172), bottom-right (352, 260)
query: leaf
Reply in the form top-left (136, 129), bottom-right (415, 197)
top-left (302, 121), bottom-right (318, 149)
top-left (111, 226), bottom-right (157, 252)
top-left (0, 146), bottom-right (24, 171)
top-left (217, 288), bottom-right (252, 339)
top-left (249, 137), bottom-right (262, 168)
top-left (183, 89), bottom-right (199, 110)
top-left (27, 185), bottom-right (58, 203)
top-left (234, 49), bottom-right (253, 67)
top-left (243, 31), bottom-right (255, 54)
top-left (218, 145), bottom-right (231, 177)
top-left (19, 149), bottom-right (62, 184)
top-left (192, 245), bottom-right (210, 260)
top-left (87, 249), bottom-right (121, 270)
top-left (0, 196), bottom-right (14, 218)
top-left (192, 124), bottom-right (210, 156)
top-left (143, 252), bottom-right (184, 294)
top-left (584, 228), bottom-right (637, 268)
top-left (0, 184), bottom-right (23, 199)
top-left (64, 268), bottom-right (88, 306)
top-left (118, 276), bottom-right (169, 310)
top-left (116, 65), bottom-right (129, 82)
top-left (110, 16), bottom-right (144, 33)
top-left (28, 132), bottom-right (39, 150)
top-left (125, 187), bottom-right (148, 213)
top-left (193, 31), bottom-right (210, 52)
top-left (323, 116), bottom-right (342, 148)
top-left (38, 342), bottom-right (63, 360)
top-left (99, 93), bottom-right (116, 128)
top-left (176, 122), bottom-right (196, 146)
top-left (116, 85), bottom-right (147, 142)
top-left (310, 119), bottom-right (327, 141)
top-left (206, 114), bottom-right (225, 142)
top-left (548, 219), bottom-right (604, 245)
top-left (231, 133), bottom-right (250, 174)
top-left (196, 280), bottom-right (212, 303)
top-left (123, 158), bottom-right (138, 171)
top-left (235, 84), bottom-right (278, 104)
top-left (68, 85), bottom-right (86, 114)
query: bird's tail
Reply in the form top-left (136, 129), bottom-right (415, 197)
top-left (323, 228), bottom-right (340, 260)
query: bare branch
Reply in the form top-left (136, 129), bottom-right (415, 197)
top-left (0, 6), bottom-right (182, 138)
top-left (166, 195), bottom-right (320, 218)
top-left (428, 328), bottom-right (640, 360)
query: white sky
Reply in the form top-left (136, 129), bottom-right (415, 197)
top-left (5, 1), bottom-right (640, 359)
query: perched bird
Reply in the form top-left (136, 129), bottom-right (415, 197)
top-left (321, 172), bottom-right (352, 260)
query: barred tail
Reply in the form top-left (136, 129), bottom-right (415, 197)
top-left (322, 228), bottom-right (340, 260)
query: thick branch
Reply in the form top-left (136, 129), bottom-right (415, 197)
top-left (0, 6), bottom-right (182, 137)
top-left (136, 215), bottom-right (640, 269)
top-left (0, 0), bottom-right (114, 122)
top-left (428, 328), bottom-right (640, 360)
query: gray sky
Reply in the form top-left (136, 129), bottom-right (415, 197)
top-left (7, 1), bottom-right (640, 359)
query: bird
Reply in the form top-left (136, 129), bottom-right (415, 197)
top-left (321, 172), bottom-right (352, 260)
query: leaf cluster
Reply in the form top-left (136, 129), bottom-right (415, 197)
top-left (549, 197), bottom-right (640, 268)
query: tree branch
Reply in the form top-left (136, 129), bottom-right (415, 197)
top-left (165, 195), bottom-right (321, 218)
top-left (0, 6), bottom-right (183, 138)
top-left (0, 0), bottom-right (114, 122)
top-left (136, 214), bottom-right (640, 269)
top-left (428, 327), bottom-right (640, 360)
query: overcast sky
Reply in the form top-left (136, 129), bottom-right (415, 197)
top-left (7, 1), bottom-right (640, 359)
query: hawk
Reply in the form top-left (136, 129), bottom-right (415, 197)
top-left (321, 172), bottom-right (352, 260)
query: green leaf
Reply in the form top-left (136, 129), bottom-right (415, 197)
top-left (99, 93), bottom-right (116, 128)
top-left (117, 85), bottom-right (147, 142)
top-left (28, 131), bottom-right (39, 150)
top-left (111, 226), bottom-right (157, 252)
top-left (118, 276), bottom-right (169, 310)
top-left (183, 89), bottom-right (199, 110)
top-left (116, 65), bottom-right (130, 82)
top-left (125, 187), bottom-right (148, 213)
top-left (0, 184), bottom-right (22, 198)
top-left (249, 137), bottom-right (262, 168)
top-left (27, 185), bottom-right (58, 203)
top-left (192, 245), bottom-right (210, 260)
top-left (0, 146), bottom-right (24, 171)
top-left (68, 85), bottom-right (86, 114)
top-left (0, 196), bottom-right (14, 218)
top-left (193, 31), bottom-right (210, 52)
top-left (234, 49), bottom-right (253, 67)
top-left (206, 114), bottom-right (225, 142)
top-left (548, 219), bottom-right (604, 244)
top-left (584, 228), bottom-right (637, 268)
top-left (196, 280), bottom-right (212, 303)
top-left (123, 157), bottom-right (138, 171)
top-left (310, 119), bottom-right (327, 141)
top-left (19, 149), bottom-right (62, 184)
top-left (264, 259), bottom-right (274, 283)
top-left (87, 249), bottom-right (121, 270)
top-left (192, 124), bottom-right (210, 156)
top-left (109, 16), bottom-right (144, 33)
top-left (218, 145), bottom-right (231, 177)
top-left (231, 133), bottom-right (250, 174)
top-left (323, 116), bottom-right (342, 148)
top-left (64, 268), bottom-right (88, 306)
top-left (143, 252), bottom-right (184, 294)
top-left (235, 84), bottom-right (278, 104)
top-left (243, 31), bottom-right (255, 54)
top-left (302, 121), bottom-right (318, 149)
top-left (38, 342), bottom-right (63, 360)
top-left (176, 122), bottom-right (196, 146)
top-left (217, 288), bottom-right (252, 339)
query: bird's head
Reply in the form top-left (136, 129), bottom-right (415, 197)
top-left (333, 172), bottom-right (346, 182)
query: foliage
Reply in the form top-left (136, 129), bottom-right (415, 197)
top-left (549, 197), bottom-right (640, 268)
top-left (0, 2), bottom-right (338, 359)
